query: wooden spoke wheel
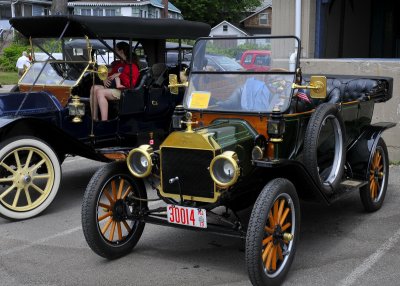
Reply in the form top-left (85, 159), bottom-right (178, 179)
top-left (82, 161), bottom-right (147, 259)
top-left (0, 137), bottom-right (61, 220)
top-left (246, 178), bottom-right (300, 286)
top-left (360, 138), bottom-right (389, 212)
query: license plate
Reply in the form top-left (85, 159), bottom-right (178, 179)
top-left (167, 204), bottom-right (207, 228)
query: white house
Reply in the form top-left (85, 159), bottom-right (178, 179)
top-left (68, 0), bottom-right (182, 19)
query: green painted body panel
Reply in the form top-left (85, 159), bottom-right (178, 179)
top-left (198, 119), bottom-right (257, 177)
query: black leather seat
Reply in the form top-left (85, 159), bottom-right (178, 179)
top-left (302, 75), bottom-right (392, 107)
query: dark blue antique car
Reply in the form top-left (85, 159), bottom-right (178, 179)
top-left (0, 15), bottom-right (210, 220)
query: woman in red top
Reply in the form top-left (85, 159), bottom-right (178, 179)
top-left (90, 41), bottom-right (139, 121)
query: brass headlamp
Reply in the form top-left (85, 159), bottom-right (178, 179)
top-left (127, 145), bottom-right (154, 178)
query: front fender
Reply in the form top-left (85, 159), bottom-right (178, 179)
top-left (252, 159), bottom-right (330, 205)
top-left (346, 122), bottom-right (396, 180)
top-left (0, 117), bottom-right (109, 162)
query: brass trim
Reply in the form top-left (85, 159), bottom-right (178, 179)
top-left (270, 138), bottom-right (283, 143)
top-left (159, 131), bottom-right (221, 203)
top-left (209, 151), bottom-right (240, 188)
top-left (292, 76), bottom-right (327, 99)
top-left (127, 145), bottom-right (153, 178)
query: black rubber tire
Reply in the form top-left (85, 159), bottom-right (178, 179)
top-left (246, 178), bottom-right (300, 286)
top-left (81, 161), bottom-right (147, 259)
top-left (360, 138), bottom-right (389, 212)
top-left (303, 103), bottom-right (345, 195)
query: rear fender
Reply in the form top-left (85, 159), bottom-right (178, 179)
top-left (346, 122), bottom-right (396, 180)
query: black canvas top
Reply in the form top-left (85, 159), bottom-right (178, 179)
top-left (9, 15), bottom-right (211, 40)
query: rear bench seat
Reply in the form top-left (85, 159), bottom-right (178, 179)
top-left (293, 75), bottom-right (393, 112)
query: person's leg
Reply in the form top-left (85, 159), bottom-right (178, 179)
top-left (96, 89), bottom-right (118, 121)
top-left (90, 85), bottom-right (104, 120)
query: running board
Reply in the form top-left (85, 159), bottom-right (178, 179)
top-left (340, 179), bottom-right (368, 189)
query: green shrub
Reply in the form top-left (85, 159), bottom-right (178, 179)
top-left (0, 43), bottom-right (30, 72)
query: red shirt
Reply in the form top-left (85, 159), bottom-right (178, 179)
top-left (109, 61), bottom-right (139, 88)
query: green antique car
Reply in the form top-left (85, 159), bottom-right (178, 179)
top-left (81, 36), bottom-right (395, 285)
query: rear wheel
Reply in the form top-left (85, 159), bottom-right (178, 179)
top-left (0, 136), bottom-right (61, 220)
top-left (246, 178), bottom-right (300, 286)
top-left (360, 138), bottom-right (389, 212)
top-left (81, 161), bottom-right (147, 259)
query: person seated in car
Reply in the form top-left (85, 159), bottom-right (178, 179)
top-left (90, 42), bottom-right (140, 121)
top-left (216, 77), bottom-right (272, 111)
top-left (215, 75), bottom-right (293, 111)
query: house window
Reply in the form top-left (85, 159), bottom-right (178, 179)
top-left (43, 8), bottom-right (49, 16)
top-left (81, 9), bottom-right (91, 16)
top-left (132, 7), bottom-right (140, 17)
top-left (155, 9), bottom-right (160, 18)
top-left (105, 9), bottom-right (115, 16)
top-left (223, 25), bottom-right (228, 32)
top-left (93, 8), bottom-right (103, 16)
top-left (259, 13), bottom-right (269, 25)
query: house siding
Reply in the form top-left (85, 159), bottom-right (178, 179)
top-left (243, 7), bottom-right (272, 28)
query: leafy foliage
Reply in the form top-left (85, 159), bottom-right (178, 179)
top-left (0, 43), bottom-right (30, 72)
top-left (173, 0), bottom-right (262, 27)
top-left (205, 42), bottom-right (271, 59)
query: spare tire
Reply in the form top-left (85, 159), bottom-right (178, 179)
top-left (303, 103), bottom-right (345, 195)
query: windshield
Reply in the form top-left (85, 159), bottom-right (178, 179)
top-left (184, 37), bottom-right (299, 113)
top-left (20, 37), bottom-right (91, 86)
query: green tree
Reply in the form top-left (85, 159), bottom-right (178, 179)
top-left (173, 0), bottom-right (262, 27)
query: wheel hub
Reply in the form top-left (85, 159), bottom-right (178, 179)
top-left (15, 171), bottom-right (32, 189)
top-left (273, 225), bottom-right (283, 244)
top-left (112, 199), bottom-right (127, 222)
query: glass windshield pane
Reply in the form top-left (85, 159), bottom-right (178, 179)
top-left (191, 37), bottom-right (299, 72)
top-left (184, 37), bottom-right (299, 113)
top-left (20, 38), bottom-right (90, 86)
top-left (184, 73), bottom-right (294, 113)
top-left (20, 62), bottom-right (87, 86)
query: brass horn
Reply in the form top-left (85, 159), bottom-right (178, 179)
top-left (95, 65), bottom-right (108, 81)
top-left (87, 65), bottom-right (108, 81)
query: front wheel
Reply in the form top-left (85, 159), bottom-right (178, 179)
top-left (0, 136), bottom-right (61, 220)
top-left (360, 138), bottom-right (389, 212)
top-left (246, 178), bottom-right (300, 286)
top-left (81, 161), bottom-right (147, 259)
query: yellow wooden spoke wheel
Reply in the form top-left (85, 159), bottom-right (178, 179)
top-left (246, 178), bottom-right (300, 285)
top-left (360, 138), bottom-right (389, 212)
top-left (0, 137), bottom-right (60, 220)
top-left (82, 161), bottom-right (147, 259)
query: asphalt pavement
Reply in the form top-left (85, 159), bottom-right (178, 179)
top-left (0, 158), bottom-right (399, 286)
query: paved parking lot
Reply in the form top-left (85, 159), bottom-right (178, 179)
top-left (0, 158), bottom-right (399, 286)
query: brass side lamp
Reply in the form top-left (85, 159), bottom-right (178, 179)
top-left (68, 95), bottom-right (85, 123)
top-left (168, 74), bottom-right (188, 95)
top-left (292, 76), bottom-right (327, 99)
